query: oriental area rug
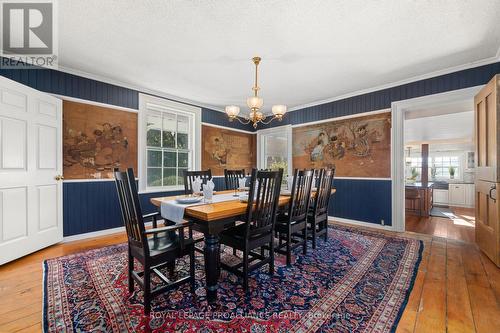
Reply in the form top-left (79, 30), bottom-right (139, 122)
top-left (43, 225), bottom-right (422, 332)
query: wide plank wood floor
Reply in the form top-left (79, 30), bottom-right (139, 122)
top-left (405, 207), bottom-right (476, 243)
top-left (0, 222), bottom-right (499, 332)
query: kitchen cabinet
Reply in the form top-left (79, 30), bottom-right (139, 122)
top-left (433, 189), bottom-right (449, 206)
top-left (449, 184), bottom-right (466, 206)
top-left (465, 184), bottom-right (475, 207)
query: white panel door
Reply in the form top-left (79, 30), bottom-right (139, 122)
top-left (0, 76), bottom-right (62, 265)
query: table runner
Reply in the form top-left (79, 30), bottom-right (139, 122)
top-left (160, 192), bottom-right (240, 223)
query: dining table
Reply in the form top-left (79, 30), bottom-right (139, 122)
top-left (150, 188), bottom-right (336, 304)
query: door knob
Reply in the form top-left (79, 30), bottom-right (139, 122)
top-left (55, 175), bottom-right (64, 181)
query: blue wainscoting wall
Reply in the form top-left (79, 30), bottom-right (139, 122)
top-left (63, 177), bottom-right (228, 236)
top-left (329, 179), bottom-right (392, 226)
top-left (3, 61), bottom-right (500, 235)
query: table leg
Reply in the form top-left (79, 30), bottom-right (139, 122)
top-left (204, 234), bottom-right (221, 304)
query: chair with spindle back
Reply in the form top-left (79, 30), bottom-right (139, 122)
top-left (114, 168), bottom-right (196, 314)
top-left (307, 168), bottom-right (335, 248)
top-left (275, 169), bottom-right (315, 265)
top-left (220, 168), bottom-right (283, 292)
top-left (183, 169), bottom-right (212, 194)
top-left (224, 169), bottom-right (246, 190)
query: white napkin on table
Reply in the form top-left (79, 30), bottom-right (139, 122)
top-left (202, 179), bottom-right (215, 200)
top-left (192, 176), bottom-right (202, 194)
top-left (238, 177), bottom-right (247, 189)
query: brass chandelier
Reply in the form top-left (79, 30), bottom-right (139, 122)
top-left (225, 56), bottom-right (287, 128)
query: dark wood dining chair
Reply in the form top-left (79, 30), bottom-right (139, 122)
top-left (220, 168), bottom-right (283, 292)
top-left (183, 169), bottom-right (212, 194)
top-left (307, 168), bottom-right (335, 248)
top-left (224, 169), bottom-right (246, 190)
top-left (275, 169), bottom-right (315, 266)
top-left (114, 168), bottom-right (196, 314)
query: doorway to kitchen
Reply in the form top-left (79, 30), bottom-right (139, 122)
top-left (391, 87), bottom-right (481, 242)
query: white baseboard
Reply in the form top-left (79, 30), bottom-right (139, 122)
top-left (63, 217), bottom-right (393, 243)
top-left (62, 221), bottom-right (153, 243)
top-left (329, 216), bottom-right (395, 231)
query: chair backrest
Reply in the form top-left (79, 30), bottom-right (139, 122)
top-left (114, 168), bottom-right (148, 253)
top-left (183, 169), bottom-right (212, 194)
top-left (224, 169), bottom-right (246, 190)
top-left (245, 168), bottom-right (283, 238)
top-left (287, 169), bottom-right (315, 223)
top-left (312, 168), bottom-right (335, 217)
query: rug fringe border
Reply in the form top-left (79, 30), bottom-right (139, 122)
top-left (42, 260), bottom-right (49, 333)
top-left (389, 239), bottom-right (424, 333)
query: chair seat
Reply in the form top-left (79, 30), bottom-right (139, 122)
top-left (221, 223), bottom-right (272, 251)
top-left (275, 214), bottom-right (307, 231)
top-left (147, 232), bottom-right (194, 258)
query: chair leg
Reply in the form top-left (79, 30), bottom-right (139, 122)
top-left (243, 248), bottom-right (249, 292)
top-left (269, 239), bottom-right (275, 275)
top-left (128, 248), bottom-right (134, 293)
top-left (324, 221), bottom-right (328, 242)
top-left (312, 220), bottom-right (317, 249)
top-left (286, 231), bottom-right (292, 266)
top-left (189, 250), bottom-right (196, 293)
top-left (144, 264), bottom-right (151, 315)
top-left (167, 260), bottom-right (175, 277)
top-left (303, 227), bottom-right (307, 255)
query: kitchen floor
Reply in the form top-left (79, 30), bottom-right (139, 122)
top-left (406, 206), bottom-right (475, 243)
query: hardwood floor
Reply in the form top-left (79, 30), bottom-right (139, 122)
top-left (1, 222), bottom-right (499, 332)
top-left (406, 206), bottom-right (476, 243)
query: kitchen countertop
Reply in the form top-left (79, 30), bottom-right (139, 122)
top-left (405, 182), bottom-right (434, 188)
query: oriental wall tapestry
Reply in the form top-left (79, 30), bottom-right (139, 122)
top-left (292, 112), bottom-right (391, 178)
top-left (202, 125), bottom-right (256, 176)
top-left (63, 101), bottom-right (138, 179)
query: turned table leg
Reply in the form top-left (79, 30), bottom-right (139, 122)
top-left (204, 233), bottom-right (221, 304)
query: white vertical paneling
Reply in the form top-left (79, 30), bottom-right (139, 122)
top-left (1, 89), bottom-right (27, 110)
top-left (0, 76), bottom-right (62, 265)
top-left (1, 118), bottom-right (26, 169)
top-left (38, 185), bottom-right (58, 230)
top-left (38, 100), bottom-right (57, 118)
top-left (38, 125), bottom-right (57, 169)
top-left (1, 187), bottom-right (27, 241)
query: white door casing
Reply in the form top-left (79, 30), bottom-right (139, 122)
top-left (0, 76), bottom-right (63, 265)
top-left (391, 86), bottom-right (481, 232)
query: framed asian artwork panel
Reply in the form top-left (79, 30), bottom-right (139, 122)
top-left (63, 100), bottom-right (138, 179)
top-left (202, 125), bottom-right (256, 176)
top-left (292, 112), bottom-right (391, 178)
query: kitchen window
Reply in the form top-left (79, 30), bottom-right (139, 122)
top-left (431, 156), bottom-right (460, 179)
top-left (406, 155), bottom-right (461, 180)
top-left (139, 94), bottom-right (201, 192)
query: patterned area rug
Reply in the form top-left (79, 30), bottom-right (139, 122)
top-left (43, 225), bottom-right (422, 332)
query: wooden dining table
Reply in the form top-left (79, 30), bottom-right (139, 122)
top-left (150, 188), bottom-right (336, 304)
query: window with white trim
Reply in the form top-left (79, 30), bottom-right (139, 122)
top-left (257, 125), bottom-right (292, 180)
top-left (139, 94), bottom-right (201, 192)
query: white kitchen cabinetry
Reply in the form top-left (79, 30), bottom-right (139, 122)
top-left (465, 184), bottom-right (475, 207)
top-left (433, 189), bottom-right (449, 206)
top-left (448, 184), bottom-right (475, 207)
top-left (449, 184), bottom-right (466, 206)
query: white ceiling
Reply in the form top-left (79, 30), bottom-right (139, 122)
top-left (59, 1), bottom-right (500, 113)
top-left (405, 110), bottom-right (474, 144)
